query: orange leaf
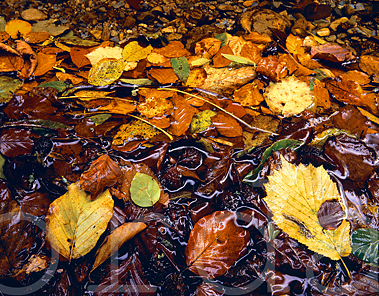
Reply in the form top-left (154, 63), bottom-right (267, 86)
top-left (233, 80), bottom-right (264, 107)
top-left (5, 20), bottom-right (32, 39)
top-left (256, 56), bottom-right (287, 82)
top-left (186, 67), bottom-right (207, 88)
top-left (312, 79), bottom-right (331, 109)
top-left (0, 32), bottom-right (10, 43)
top-left (70, 46), bottom-right (95, 68)
top-left (98, 99), bottom-right (136, 115)
top-left (80, 154), bottom-right (123, 199)
top-left (16, 40), bottom-right (37, 78)
top-left (358, 55), bottom-right (379, 77)
top-left (212, 44), bottom-right (234, 68)
top-left (244, 32), bottom-right (272, 44)
top-left (168, 94), bottom-right (196, 136)
top-left (340, 70), bottom-right (370, 85)
top-left (153, 41), bottom-right (190, 58)
top-left (0, 55), bottom-right (23, 72)
top-left (147, 68), bottom-right (178, 84)
top-left (33, 52), bottom-right (56, 76)
top-left (286, 34), bottom-right (305, 55)
top-left (240, 42), bottom-right (262, 64)
top-left (137, 91), bottom-right (173, 118)
top-left (23, 31), bottom-right (50, 44)
top-left (194, 38), bottom-right (221, 59)
top-left (56, 73), bottom-right (83, 84)
top-left (211, 113), bottom-right (243, 137)
top-left (147, 116), bottom-right (171, 129)
top-left (185, 211), bottom-right (249, 279)
top-left (311, 43), bottom-right (355, 63)
top-left (326, 78), bottom-right (368, 107)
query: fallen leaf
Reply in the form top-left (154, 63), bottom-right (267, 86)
top-left (147, 68), bottom-right (178, 84)
top-left (351, 228), bottom-right (378, 266)
top-left (112, 120), bottom-right (161, 145)
top-left (190, 110), bottom-right (217, 134)
top-left (286, 34), bottom-right (305, 55)
top-left (340, 70), bottom-right (371, 85)
top-left (256, 55), bottom-right (288, 82)
top-left (221, 53), bottom-right (256, 66)
top-left (185, 211), bottom-right (249, 279)
top-left (168, 94), bottom-right (196, 136)
top-left (5, 20), bottom-right (32, 39)
top-left (233, 80), bottom-right (264, 107)
top-left (185, 67), bottom-right (207, 88)
top-left (80, 154), bottom-right (123, 199)
top-left (147, 52), bottom-right (170, 66)
top-left (73, 90), bottom-right (113, 101)
top-left (263, 155), bottom-right (351, 261)
top-left (153, 41), bottom-right (190, 58)
top-left (90, 222), bottom-right (147, 275)
top-left (137, 92), bottom-right (173, 118)
top-left (56, 72), bottom-right (83, 84)
top-left (0, 129), bottom-right (34, 157)
top-left (122, 41), bottom-right (153, 62)
top-left (311, 43), bottom-right (354, 63)
top-left (130, 172), bottom-right (161, 207)
top-left (31, 20), bottom-right (69, 36)
top-left (211, 113), bottom-right (243, 137)
top-left (0, 32), bottom-right (10, 42)
top-left (244, 31), bottom-right (272, 44)
top-left (98, 99), bottom-right (136, 115)
top-left (70, 46), bottom-right (95, 68)
top-left (23, 31), bottom-right (50, 43)
top-left (194, 38), bottom-right (221, 59)
top-left (88, 58), bottom-right (126, 86)
top-left (33, 52), bottom-right (56, 76)
top-left (45, 182), bottom-right (114, 260)
top-left (0, 76), bottom-right (22, 103)
top-left (212, 45), bottom-right (234, 68)
top-left (86, 46), bottom-right (123, 65)
top-left (16, 40), bottom-right (37, 78)
top-left (25, 254), bottom-right (49, 275)
top-left (359, 55), bottom-right (379, 76)
top-left (311, 78), bottom-right (331, 109)
top-left (240, 42), bottom-right (262, 65)
top-left (171, 56), bottom-right (190, 83)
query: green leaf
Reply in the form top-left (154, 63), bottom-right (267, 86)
top-left (37, 81), bottom-right (72, 92)
top-left (0, 76), bottom-right (22, 103)
top-left (310, 128), bottom-right (356, 147)
top-left (215, 33), bottom-right (228, 47)
top-left (171, 57), bottom-right (190, 83)
top-left (89, 114), bottom-right (111, 126)
top-left (221, 54), bottom-right (256, 66)
top-left (88, 58), bottom-right (126, 86)
top-left (190, 110), bottom-right (217, 134)
top-left (130, 173), bottom-right (160, 207)
top-left (243, 139), bottom-right (303, 182)
top-left (120, 78), bottom-right (153, 85)
top-left (351, 228), bottom-right (379, 266)
top-left (0, 154), bottom-right (6, 180)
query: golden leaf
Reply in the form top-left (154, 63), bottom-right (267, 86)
top-left (122, 41), bottom-right (153, 62)
top-left (88, 58), bottom-right (126, 86)
top-left (264, 156), bottom-right (351, 261)
top-left (45, 182), bottom-right (114, 260)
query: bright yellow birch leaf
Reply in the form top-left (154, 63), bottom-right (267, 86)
top-left (90, 222), bottom-right (147, 276)
top-left (264, 156), bottom-right (351, 261)
top-left (45, 182), bottom-right (114, 260)
top-left (88, 58), bottom-right (126, 86)
top-left (122, 41), bottom-right (153, 62)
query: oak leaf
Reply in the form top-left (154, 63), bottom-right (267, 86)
top-left (263, 156), bottom-right (351, 261)
top-left (80, 154), bottom-right (123, 199)
top-left (185, 211), bottom-right (249, 279)
top-left (45, 182), bottom-right (114, 260)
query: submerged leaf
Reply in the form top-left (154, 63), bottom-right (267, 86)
top-left (45, 182), bottom-right (114, 260)
top-left (0, 76), bottom-right (22, 103)
top-left (264, 156), bottom-right (351, 261)
top-left (130, 173), bottom-right (160, 207)
top-left (351, 228), bottom-right (379, 266)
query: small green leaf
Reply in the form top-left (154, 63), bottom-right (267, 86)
top-left (0, 76), bottom-right (22, 103)
top-left (89, 114), bottom-right (112, 126)
top-left (267, 221), bottom-right (280, 241)
top-left (37, 81), bottom-right (72, 92)
top-left (0, 154), bottom-right (6, 180)
top-left (215, 33), bottom-right (228, 47)
top-left (171, 57), bottom-right (190, 83)
top-left (351, 228), bottom-right (379, 266)
top-left (221, 54), bottom-right (256, 66)
top-left (243, 139), bottom-right (303, 182)
top-left (88, 58), bottom-right (126, 86)
top-left (130, 173), bottom-right (160, 207)
top-left (190, 110), bottom-right (217, 134)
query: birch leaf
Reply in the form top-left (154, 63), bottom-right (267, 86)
top-left (45, 182), bottom-right (114, 260)
top-left (263, 156), bottom-right (351, 261)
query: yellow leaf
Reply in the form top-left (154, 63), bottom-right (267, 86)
top-left (72, 90), bottom-right (113, 101)
top-left (264, 156), bottom-right (351, 261)
top-left (5, 20), bottom-right (32, 39)
top-left (86, 46), bottom-right (123, 65)
top-left (90, 222), bottom-right (147, 276)
top-left (88, 58), bottom-right (126, 86)
top-left (112, 120), bottom-right (161, 145)
top-left (122, 41), bottom-right (153, 62)
top-left (45, 182), bottom-right (114, 260)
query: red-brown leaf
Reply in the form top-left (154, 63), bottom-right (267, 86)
top-left (80, 154), bottom-right (122, 199)
top-left (168, 94), bottom-right (196, 136)
top-left (185, 211), bottom-right (249, 279)
top-left (211, 113), bottom-right (243, 137)
top-left (0, 129), bottom-right (34, 157)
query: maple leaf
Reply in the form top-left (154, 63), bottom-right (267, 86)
top-left (263, 155), bottom-right (351, 261)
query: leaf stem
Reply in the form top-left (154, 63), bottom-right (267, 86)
top-left (159, 88), bottom-right (278, 135)
top-left (339, 256), bottom-right (352, 279)
top-left (128, 114), bottom-right (174, 140)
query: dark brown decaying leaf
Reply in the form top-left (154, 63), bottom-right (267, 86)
top-left (80, 154), bottom-right (123, 199)
top-left (185, 211), bottom-right (250, 279)
top-left (0, 129), bottom-right (34, 157)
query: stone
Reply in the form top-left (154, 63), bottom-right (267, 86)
top-left (123, 16), bottom-right (136, 28)
top-left (325, 35), bottom-right (336, 42)
top-left (21, 8), bottom-right (47, 21)
top-left (313, 19), bottom-right (330, 28)
top-left (329, 17), bottom-right (349, 31)
top-left (317, 28), bottom-right (330, 37)
top-left (218, 4), bottom-right (234, 11)
top-left (348, 15), bottom-right (358, 26)
top-left (243, 1), bottom-right (254, 7)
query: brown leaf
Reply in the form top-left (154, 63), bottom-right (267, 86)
top-left (23, 31), bottom-right (50, 43)
top-left (0, 42), bottom-right (21, 56)
top-left (311, 43), bottom-right (354, 63)
top-left (0, 32), bottom-right (10, 43)
top-left (80, 154), bottom-right (123, 199)
top-left (185, 211), bottom-right (249, 279)
top-left (340, 70), bottom-right (371, 85)
top-left (256, 55), bottom-right (288, 82)
top-left (233, 79), bottom-right (265, 107)
top-left (147, 68), bottom-right (178, 84)
top-left (168, 94), bottom-right (196, 136)
top-left (359, 55), bottom-right (379, 77)
top-left (194, 38), bottom-right (221, 59)
top-left (16, 40), bottom-right (37, 78)
top-left (240, 42), bottom-right (262, 64)
top-left (244, 31), bottom-right (272, 44)
top-left (147, 116), bottom-right (171, 129)
top-left (312, 79), bottom-right (331, 109)
top-left (211, 113), bottom-right (243, 137)
top-left (70, 46), bottom-right (94, 68)
top-left (33, 52), bottom-right (56, 76)
top-left (0, 129), bottom-right (34, 157)
top-left (153, 41), bottom-right (190, 58)
top-left (56, 72), bottom-right (83, 84)
top-left (212, 44), bottom-right (234, 68)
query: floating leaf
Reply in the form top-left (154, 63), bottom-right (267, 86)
top-left (120, 78), bottom-right (153, 85)
top-left (130, 172), bottom-right (160, 207)
top-left (0, 76), bottom-right (22, 103)
top-left (168, 94), bottom-right (196, 136)
top-left (45, 182), bottom-right (114, 260)
top-left (112, 120), bottom-right (161, 146)
top-left (88, 58), bottom-right (126, 86)
top-left (310, 128), bottom-right (356, 147)
top-left (264, 156), bottom-right (351, 261)
top-left (0, 154), bottom-right (5, 180)
top-left (89, 114), bottom-right (112, 126)
top-left (90, 222), bottom-right (147, 276)
top-left (37, 81), bottom-right (72, 92)
top-left (185, 211), bottom-right (249, 279)
top-left (171, 57), bottom-right (190, 83)
top-left (122, 41), bottom-right (153, 62)
top-left (244, 139), bottom-right (303, 182)
top-left (351, 228), bottom-right (379, 266)
top-left (221, 53), bottom-right (256, 66)
top-left (211, 113), bottom-right (243, 137)
top-left (190, 110), bottom-right (217, 134)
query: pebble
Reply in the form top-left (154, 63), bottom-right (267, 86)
top-left (348, 15), bottom-right (358, 26)
top-left (218, 4), bottom-right (234, 11)
top-left (313, 19), bottom-right (330, 28)
top-left (162, 26), bottom-right (176, 33)
top-left (243, 1), bottom-right (254, 7)
top-left (21, 8), bottom-right (47, 21)
top-left (329, 17), bottom-right (349, 31)
top-left (317, 28), bottom-right (330, 37)
top-left (325, 35), bottom-right (337, 42)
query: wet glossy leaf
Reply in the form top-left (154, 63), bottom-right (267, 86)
top-left (122, 41), bottom-right (153, 62)
top-left (221, 53), bottom-right (256, 66)
top-left (264, 155), bottom-right (351, 260)
top-left (0, 76), bottom-right (22, 103)
top-left (233, 80), bottom-right (264, 107)
top-left (190, 110), bottom-right (217, 134)
top-left (211, 113), bottom-right (243, 137)
top-left (120, 78), bottom-right (153, 85)
top-left (0, 155), bottom-right (5, 180)
top-left (153, 41), bottom-right (190, 58)
top-left (98, 99), bottom-right (136, 115)
top-left (351, 228), bottom-right (379, 266)
top-left (80, 154), bottom-right (122, 199)
top-left (33, 52), bottom-right (56, 76)
top-left (359, 55), bottom-right (379, 77)
top-left (130, 172), bottom-right (160, 207)
top-left (37, 81), bottom-right (71, 92)
top-left (171, 57), bottom-right (190, 83)
top-left (185, 211), bottom-right (249, 279)
top-left (195, 37), bottom-right (221, 59)
top-left (45, 182), bottom-right (114, 260)
top-left (90, 222), bottom-right (147, 275)
top-left (137, 91), bottom-right (173, 118)
top-left (5, 19), bottom-right (32, 39)
top-left (89, 114), bottom-right (112, 125)
top-left (112, 120), bottom-right (160, 145)
top-left (168, 94), bottom-right (196, 136)
top-left (311, 43), bottom-right (354, 63)
top-left (88, 58), bottom-right (126, 86)
top-left (0, 129), bottom-right (34, 157)
top-left (310, 128), bottom-right (356, 147)
top-left (244, 139), bottom-right (303, 182)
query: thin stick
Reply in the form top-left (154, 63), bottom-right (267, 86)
top-left (128, 114), bottom-right (173, 140)
top-left (159, 88), bottom-right (278, 135)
